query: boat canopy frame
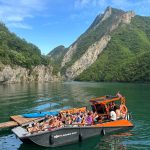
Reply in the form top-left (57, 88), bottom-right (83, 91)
top-left (89, 95), bottom-right (126, 105)
top-left (89, 95), bottom-right (126, 115)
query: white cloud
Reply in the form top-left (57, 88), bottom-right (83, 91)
top-left (0, 0), bottom-right (48, 29)
top-left (75, 0), bottom-right (93, 8)
top-left (74, 0), bottom-right (107, 9)
top-left (7, 22), bottom-right (32, 29)
top-left (74, 0), bottom-right (150, 16)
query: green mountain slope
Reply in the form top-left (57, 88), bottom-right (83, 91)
top-left (48, 45), bottom-right (67, 73)
top-left (0, 22), bottom-right (50, 68)
top-left (75, 16), bottom-right (150, 82)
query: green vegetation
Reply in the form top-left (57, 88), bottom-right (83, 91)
top-left (0, 22), bottom-right (51, 69)
top-left (48, 45), bottom-right (67, 74)
top-left (76, 16), bottom-right (150, 82)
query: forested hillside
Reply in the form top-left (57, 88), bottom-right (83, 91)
top-left (48, 45), bottom-right (67, 74)
top-left (76, 16), bottom-right (150, 82)
top-left (0, 22), bottom-right (50, 69)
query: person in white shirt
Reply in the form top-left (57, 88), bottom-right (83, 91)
top-left (114, 105), bottom-right (121, 119)
top-left (110, 108), bottom-right (117, 121)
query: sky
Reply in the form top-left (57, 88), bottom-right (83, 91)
top-left (0, 0), bottom-right (150, 54)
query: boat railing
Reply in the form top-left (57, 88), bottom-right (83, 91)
top-left (127, 112), bottom-right (133, 121)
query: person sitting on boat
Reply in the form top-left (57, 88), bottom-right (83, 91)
top-left (43, 114), bottom-right (49, 122)
top-left (42, 120), bottom-right (51, 131)
top-left (109, 101), bottom-right (116, 111)
top-left (93, 113), bottom-right (103, 123)
top-left (81, 116), bottom-right (86, 126)
top-left (75, 114), bottom-right (82, 123)
top-left (65, 115), bottom-right (72, 125)
top-left (72, 115), bottom-right (77, 123)
top-left (27, 123), bottom-right (34, 133)
top-left (86, 112), bottom-right (93, 125)
top-left (28, 122), bottom-right (40, 133)
top-left (60, 113), bottom-right (66, 124)
top-left (110, 108), bottom-right (117, 121)
top-left (53, 116), bottom-right (62, 128)
top-left (114, 105), bottom-right (121, 119)
top-left (57, 113), bottom-right (63, 120)
top-left (116, 91), bottom-right (123, 98)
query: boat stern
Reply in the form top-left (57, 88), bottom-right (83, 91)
top-left (12, 126), bottom-right (30, 139)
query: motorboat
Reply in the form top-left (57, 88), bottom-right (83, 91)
top-left (12, 95), bottom-right (134, 147)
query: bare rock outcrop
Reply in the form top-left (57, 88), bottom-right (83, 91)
top-left (61, 43), bottom-right (77, 67)
top-left (65, 35), bottom-right (111, 79)
top-left (0, 65), bottom-right (60, 84)
top-left (31, 65), bottom-right (59, 82)
top-left (100, 6), bottom-right (112, 23)
top-left (121, 11), bottom-right (135, 24)
top-left (0, 66), bottom-right (28, 83)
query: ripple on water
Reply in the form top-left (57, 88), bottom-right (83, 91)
top-left (122, 119), bottom-right (150, 149)
top-left (35, 96), bottom-right (60, 103)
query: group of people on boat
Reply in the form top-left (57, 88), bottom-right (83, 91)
top-left (27, 110), bottom-right (99, 133)
top-left (26, 92), bottom-right (127, 134)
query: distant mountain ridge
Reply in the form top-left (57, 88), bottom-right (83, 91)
top-left (48, 6), bottom-right (150, 82)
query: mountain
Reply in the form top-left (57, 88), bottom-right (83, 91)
top-left (49, 7), bottom-right (150, 82)
top-left (76, 15), bottom-right (150, 82)
top-left (48, 45), bottom-right (67, 74)
top-left (61, 7), bottom-right (128, 79)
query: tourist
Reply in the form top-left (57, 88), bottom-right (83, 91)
top-left (27, 123), bottom-right (34, 133)
top-left (110, 108), bottom-right (117, 121)
top-left (109, 101), bottom-right (116, 111)
top-left (114, 105), bottom-right (121, 119)
top-left (86, 112), bottom-right (93, 125)
top-left (75, 114), bottom-right (82, 123)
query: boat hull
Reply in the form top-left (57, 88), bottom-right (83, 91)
top-left (12, 119), bottom-right (134, 147)
top-left (29, 126), bottom-right (133, 147)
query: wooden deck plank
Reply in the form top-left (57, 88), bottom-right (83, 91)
top-left (0, 121), bottom-right (18, 129)
top-left (10, 115), bottom-right (37, 125)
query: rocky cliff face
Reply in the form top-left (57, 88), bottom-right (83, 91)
top-left (61, 7), bottom-right (135, 80)
top-left (65, 35), bottom-right (111, 79)
top-left (98, 6), bottom-right (112, 24)
top-left (0, 65), bottom-right (60, 84)
top-left (61, 43), bottom-right (77, 67)
top-left (121, 11), bottom-right (135, 24)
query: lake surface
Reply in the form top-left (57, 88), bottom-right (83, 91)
top-left (0, 82), bottom-right (150, 150)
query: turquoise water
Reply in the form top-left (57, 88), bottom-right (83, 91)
top-left (0, 82), bottom-right (150, 150)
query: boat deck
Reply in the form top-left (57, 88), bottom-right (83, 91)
top-left (0, 115), bottom-right (38, 129)
top-left (0, 121), bottom-right (18, 129)
top-left (10, 115), bottom-right (37, 125)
